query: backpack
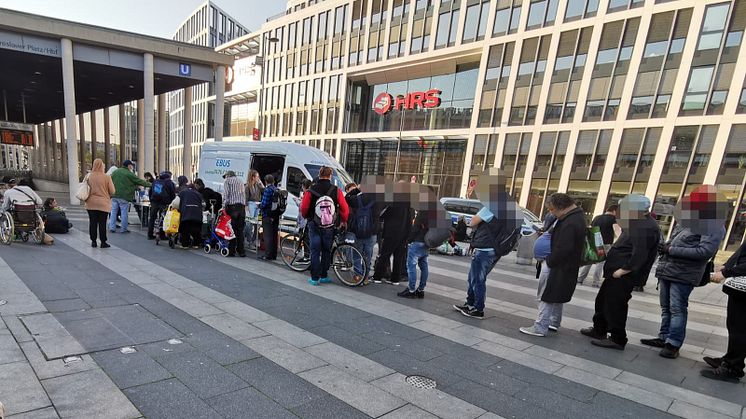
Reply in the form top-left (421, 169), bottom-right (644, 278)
top-left (270, 187), bottom-right (287, 216)
top-left (151, 179), bottom-right (168, 203)
top-left (310, 186), bottom-right (338, 229)
top-left (352, 195), bottom-right (375, 238)
top-left (485, 217), bottom-right (522, 257)
top-left (424, 227), bottom-right (452, 249)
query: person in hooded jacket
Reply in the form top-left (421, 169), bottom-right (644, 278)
top-left (345, 182), bottom-right (379, 283)
top-left (176, 175), bottom-right (189, 194)
top-left (177, 183), bottom-right (204, 249)
top-left (85, 159), bottom-right (116, 248)
top-left (147, 171), bottom-right (176, 240)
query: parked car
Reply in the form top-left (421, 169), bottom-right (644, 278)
top-left (439, 197), bottom-right (542, 238)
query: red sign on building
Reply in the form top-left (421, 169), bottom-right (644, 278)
top-left (253, 128), bottom-right (261, 141)
top-left (372, 89), bottom-right (442, 115)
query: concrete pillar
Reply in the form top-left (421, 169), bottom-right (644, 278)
top-left (58, 119), bottom-right (67, 179)
top-left (143, 53), bottom-right (155, 175)
top-left (137, 99), bottom-right (144, 174)
top-left (40, 123), bottom-right (48, 179)
top-left (51, 121), bottom-right (59, 181)
top-left (104, 107), bottom-right (111, 168)
top-left (90, 110), bottom-right (97, 167)
top-left (61, 38), bottom-right (80, 204)
top-left (157, 94), bottom-right (167, 171)
top-left (183, 87), bottom-right (192, 178)
top-left (78, 114), bottom-right (86, 176)
top-left (118, 104), bottom-right (126, 163)
top-left (215, 65), bottom-right (226, 142)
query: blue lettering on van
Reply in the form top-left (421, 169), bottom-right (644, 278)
top-left (215, 159), bottom-right (231, 168)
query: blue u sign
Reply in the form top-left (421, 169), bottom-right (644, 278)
top-left (179, 63), bottom-right (192, 76)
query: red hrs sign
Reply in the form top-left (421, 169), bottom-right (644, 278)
top-left (372, 89), bottom-right (442, 115)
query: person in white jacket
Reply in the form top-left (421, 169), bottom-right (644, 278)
top-left (1, 179), bottom-right (42, 212)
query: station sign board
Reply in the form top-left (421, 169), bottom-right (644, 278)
top-left (372, 89), bottom-right (442, 115)
top-left (0, 121), bottom-right (34, 147)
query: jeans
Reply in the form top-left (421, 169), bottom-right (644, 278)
top-left (407, 242), bottom-right (429, 291)
top-left (309, 222), bottom-right (334, 281)
top-left (351, 234), bottom-right (376, 278)
top-left (466, 249), bottom-right (498, 311)
top-left (109, 198), bottom-right (130, 231)
top-left (658, 278), bottom-right (694, 348)
top-left (535, 301), bottom-right (563, 335)
top-left (577, 260), bottom-right (605, 286)
top-left (87, 210), bottom-right (108, 243)
top-left (225, 204), bottom-right (246, 255)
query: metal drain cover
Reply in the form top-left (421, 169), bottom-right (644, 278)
top-left (405, 375), bottom-right (436, 389)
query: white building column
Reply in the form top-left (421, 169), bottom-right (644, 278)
top-left (137, 99), bottom-right (144, 172)
top-left (58, 119), bottom-right (67, 178)
top-left (158, 94), bottom-right (167, 171)
top-left (104, 107), bottom-right (111, 168)
top-left (78, 115), bottom-right (86, 176)
top-left (118, 104), bottom-right (126, 163)
top-left (90, 110), bottom-right (97, 167)
top-left (61, 38), bottom-right (80, 204)
top-left (143, 53), bottom-right (155, 175)
top-left (183, 87), bottom-right (193, 178)
top-left (215, 65), bottom-right (226, 142)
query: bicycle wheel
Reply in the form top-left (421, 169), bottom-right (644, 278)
top-left (0, 213), bottom-right (13, 245)
top-left (332, 244), bottom-right (366, 287)
top-left (280, 233), bottom-right (311, 272)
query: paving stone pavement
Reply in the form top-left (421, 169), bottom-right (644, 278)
top-left (0, 202), bottom-right (742, 418)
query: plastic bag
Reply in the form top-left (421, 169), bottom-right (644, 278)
top-left (581, 226), bottom-right (606, 266)
top-left (215, 210), bottom-right (236, 240)
top-left (163, 208), bottom-right (181, 235)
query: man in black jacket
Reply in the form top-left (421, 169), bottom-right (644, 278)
top-left (398, 208), bottom-right (430, 299)
top-left (581, 195), bottom-right (660, 349)
top-left (148, 171), bottom-right (176, 240)
top-left (372, 199), bottom-right (413, 285)
top-left (177, 184), bottom-right (205, 249)
top-left (345, 183), bottom-right (379, 283)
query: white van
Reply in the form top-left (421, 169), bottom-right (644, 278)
top-left (198, 139), bottom-right (354, 225)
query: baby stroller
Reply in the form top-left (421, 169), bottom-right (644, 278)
top-left (203, 208), bottom-right (232, 257)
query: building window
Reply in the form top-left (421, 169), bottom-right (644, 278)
top-left (607, 0), bottom-right (644, 14)
top-left (718, 125), bottom-right (746, 250)
top-left (567, 129), bottom-right (611, 222)
top-left (435, 1), bottom-right (461, 49)
top-left (493, 1), bottom-right (522, 37)
top-left (527, 0), bottom-right (558, 30)
top-left (564, 0), bottom-right (598, 22)
top-left (463, 0), bottom-right (490, 43)
top-left (479, 42), bottom-right (514, 127)
top-left (527, 131), bottom-right (569, 217)
top-left (511, 35), bottom-right (552, 126)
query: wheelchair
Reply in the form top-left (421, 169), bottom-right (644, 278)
top-left (0, 203), bottom-right (45, 245)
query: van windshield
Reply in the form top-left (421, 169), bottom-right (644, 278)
top-left (304, 164), bottom-right (354, 190)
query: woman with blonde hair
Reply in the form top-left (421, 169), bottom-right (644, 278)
top-left (85, 158), bottom-right (116, 248)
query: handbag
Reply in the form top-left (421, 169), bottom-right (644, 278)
top-left (581, 226), bottom-right (606, 266)
top-left (75, 175), bottom-right (90, 202)
top-left (724, 276), bottom-right (746, 293)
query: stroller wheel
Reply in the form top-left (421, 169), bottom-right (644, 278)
top-left (168, 237), bottom-right (175, 249)
top-left (220, 247), bottom-right (230, 257)
top-left (203, 244), bottom-right (211, 254)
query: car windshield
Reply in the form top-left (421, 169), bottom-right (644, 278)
top-left (304, 164), bottom-right (354, 190)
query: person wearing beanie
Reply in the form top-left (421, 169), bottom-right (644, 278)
top-left (581, 194), bottom-right (661, 350)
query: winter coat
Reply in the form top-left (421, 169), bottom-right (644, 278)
top-left (42, 208), bottom-right (71, 234)
top-left (722, 243), bottom-right (746, 297)
top-left (380, 201), bottom-right (413, 240)
top-left (408, 210), bottom-right (429, 243)
top-left (345, 188), bottom-right (380, 238)
top-left (111, 167), bottom-right (149, 201)
top-left (542, 207), bottom-right (586, 303)
top-left (178, 188), bottom-right (204, 223)
top-left (85, 159), bottom-right (116, 213)
top-left (603, 215), bottom-right (661, 286)
top-left (200, 187), bottom-right (223, 213)
top-left (656, 225), bottom-right (724, 286)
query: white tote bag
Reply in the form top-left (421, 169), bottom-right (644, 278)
top-left (75, 175), bottom-right (90, 202)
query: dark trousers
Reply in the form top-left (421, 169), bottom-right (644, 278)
top-left (592, 275), bottom-right (635, 345)
top-left (262, 215), bottom-right (280, 259)
top-left (179, 220), bottom-right (202, 247)
top-left (87, 210), bottom-right (108, 244)
top-left (147, 203), bottom-right (166, 239)
top-left (309, 222), bottom-right (334, 280)
top-left (225, 204), bottom-right (246, 255)
top-left (373, 234), bottom-right (407, 281)
top-left (723, 292), bottom-right (746, 376)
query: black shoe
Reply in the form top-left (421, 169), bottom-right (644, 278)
top-left (397, 288), bottom-right (416, 298)
top-left (238, 252), bottom-right (247, 258)
top-left (700, 366), bottom-right (742, 383)
top-left (659, 343), bottom-right (680, 359)
top-left (453, 303), bottom-right (470, 312)
top-left (640, 337), bottom-right (666, 348)
top-left (147, 236), bottom-right (155, 240)
top-left (121, 230), bottom-right (131, 234)
top-left (415, 289), bottom-right (425, 299)
top-left (100, 242), bottom-right (111, 249)
top-left (703, 356), bottom-right (723, 369)
top-left (91, 241), bottom-right (97, 248)
top-left (591, 339), bottom-right (625, 350)
top-left (460, 307), bottom-right (484, 319)
top-left (580, 327), bottom-right (606, 339)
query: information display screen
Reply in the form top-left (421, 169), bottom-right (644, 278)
top-left (0, 129), bottom-right (34, 146)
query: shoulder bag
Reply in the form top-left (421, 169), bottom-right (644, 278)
top-left (76, 175), bottom-right (91, 202)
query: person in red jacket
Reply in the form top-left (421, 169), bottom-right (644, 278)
top-left (300, 166), bottom-right (349, 285)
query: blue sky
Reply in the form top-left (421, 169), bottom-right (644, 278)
top-left (0, 0), bottom-right (286, 38)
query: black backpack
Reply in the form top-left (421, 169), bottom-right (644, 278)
top-left (485, 217), bottom-right (522, 257)
top-left (270, 187), bottom-right (288, 217)
top-left (352, 195), bottom-right (375, 238)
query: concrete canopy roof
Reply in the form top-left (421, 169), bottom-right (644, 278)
top-left (0, 7), bottom-right (234, 124)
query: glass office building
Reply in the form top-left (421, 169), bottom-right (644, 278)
top-left (225, 0), bottom-right (746, 250)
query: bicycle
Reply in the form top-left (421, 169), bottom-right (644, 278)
top-left (280, 226), bottom-right (368, 287)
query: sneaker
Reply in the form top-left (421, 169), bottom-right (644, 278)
top-left (319, 277), bottom-right (332, 284)
top-left (372, 278), bottom-right (383, 284)
top-left (415, 289), bottom-right (425, 299)
top-left (100, 242), bottom-right (111, 249)
top-left (548, 325), bottom-right (558, 332)
top-left (397, 288), bottom-right (416, 298)
top-left (308, 278), bottom-right (320, 286)
top-left (580, 327), bottom-right (606, 339)
top-left (519, 326), bottom-right (546, 337)
top-left (180, 245), bottom-right (190, 250)
top-left (109, 229), bottom-right (116, 233)
top-left (659, 343), bottom-right (680, 359)
top-left (460, 307), bottom-right (484, 319)
top-left (453, 303), bottom-right (470, 312)
top-left (640, 337), bottom-right (666, 348)
top-left (385, 279), bottom-right (400, 285)
top-left (700, 366), bottom-right (741, 383)
top-left (703, 356), bottom-right (723, 369)
top-left (591, 339), bottom-right (625, 350)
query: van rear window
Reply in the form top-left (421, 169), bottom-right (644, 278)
top-left (304, 164), bottom-right (354, 190)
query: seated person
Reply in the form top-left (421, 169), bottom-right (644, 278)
top-left (1, 179), bottom-right (42, 212)
top-left (41, 198), bottom-right (72, 234)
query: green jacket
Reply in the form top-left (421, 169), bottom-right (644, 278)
top-left (111, 168), bottom-right (150, 201)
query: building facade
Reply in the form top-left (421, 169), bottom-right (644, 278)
top-left (168, 1), bottom-right (249, 172)
top-left (227, 0), bottom-right (746, 251)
